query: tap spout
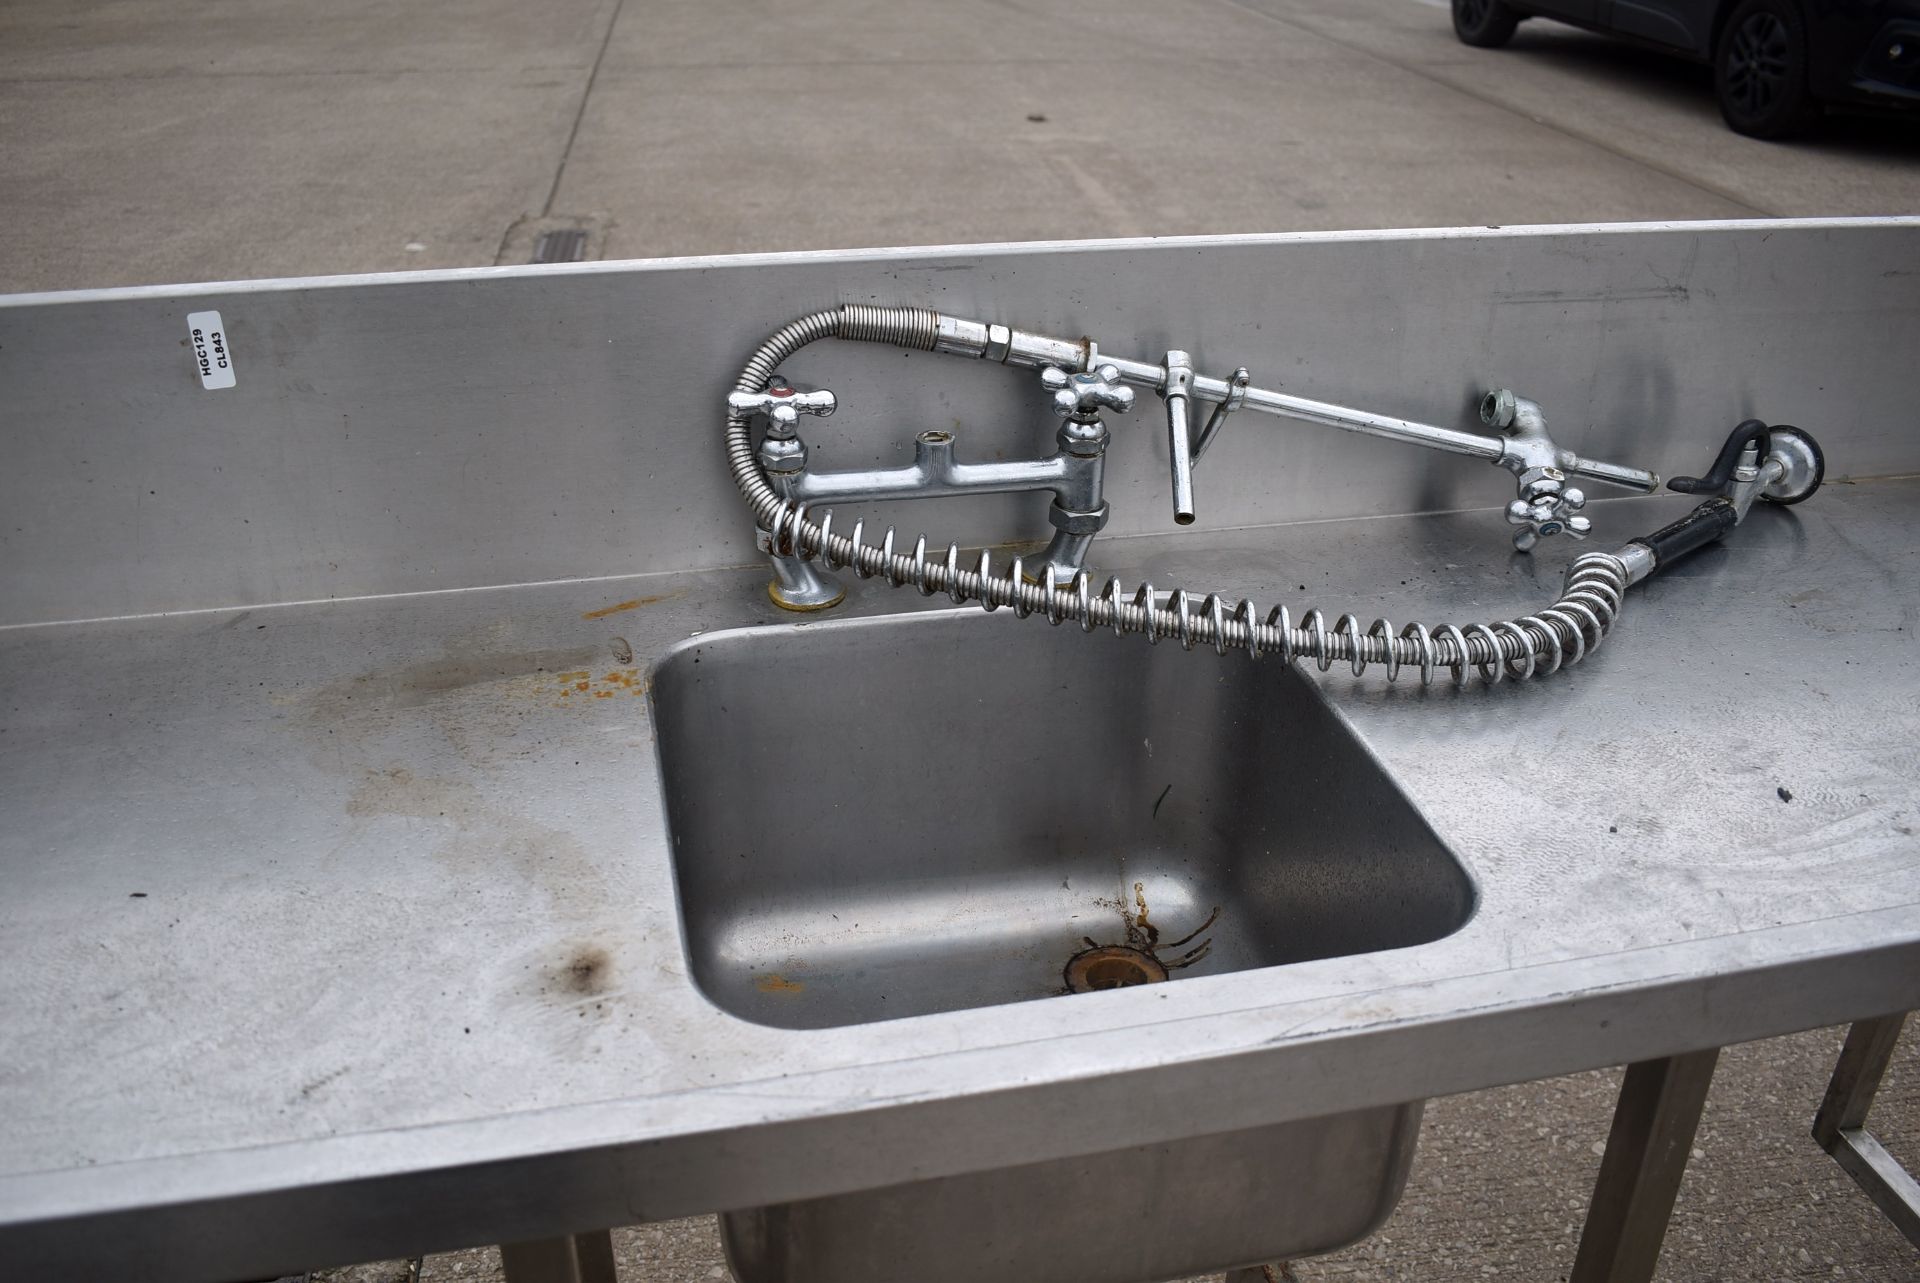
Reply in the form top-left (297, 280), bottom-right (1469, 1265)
top-left (787, 433), bottom-right (1082, 509)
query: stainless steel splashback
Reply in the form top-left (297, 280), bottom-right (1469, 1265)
top-left (3, 219), bottom-right (1915, 627)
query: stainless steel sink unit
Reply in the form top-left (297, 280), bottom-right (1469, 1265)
top-left (4, 221), bottom-right (1920, 1283)
top-left (654, 609), bottom-right (1473, 1282)
top-left (653, 611), bottom-right (1475, 1031)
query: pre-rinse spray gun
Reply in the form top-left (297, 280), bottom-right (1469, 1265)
top-left (724, 305), bottom-right (1825, 686)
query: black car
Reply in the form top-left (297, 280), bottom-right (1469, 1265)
top-left (1451, 0), bottom-right (1920, 137)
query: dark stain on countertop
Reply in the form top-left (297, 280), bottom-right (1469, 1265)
top-left (561, 945), bottom-right (613, 996)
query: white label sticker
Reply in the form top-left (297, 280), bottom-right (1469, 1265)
top-left (186, 310), bottom-right (236, 389)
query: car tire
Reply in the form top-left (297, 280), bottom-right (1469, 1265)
top-left (1452, 0), bottom-right (1522, 48)
top-left (1715, 0), bottom-right (1818, 139)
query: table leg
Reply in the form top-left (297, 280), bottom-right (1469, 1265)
top-left (1569, 1048), bottom-right (1720, 1283)
top-left (499, 1230), bottom-right (618, 1283)
top-left (1811, 1013), bottom-right (1920, 1246)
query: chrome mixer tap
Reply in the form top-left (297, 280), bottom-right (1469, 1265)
top-left (732, 363), bottom-right (1129, 611)
top-left (725, 304), bottom-right (1823, 687)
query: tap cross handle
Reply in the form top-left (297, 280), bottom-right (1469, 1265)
top-left (728, 380), bottom-right (837, 431)
top-left (1505, 472), bottom-right (1591, 551)
top-left (1041, 364), bottom-right (1134, 421)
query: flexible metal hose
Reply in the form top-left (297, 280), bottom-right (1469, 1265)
top-left (726, 305), bottom-right (1632, 685)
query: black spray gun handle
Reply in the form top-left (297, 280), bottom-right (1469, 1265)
top-left (1666, 419), bottom-right (1771, 496)
top-left (1625, 419), bottom-right (1826, 580)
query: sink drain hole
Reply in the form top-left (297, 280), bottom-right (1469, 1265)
top-left (1065, 944), bottom-right (1170, 992)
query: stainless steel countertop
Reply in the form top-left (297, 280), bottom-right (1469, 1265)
top-left (3, 481), bottom-right (1917, 1278)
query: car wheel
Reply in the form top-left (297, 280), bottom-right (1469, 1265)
top-left (1716, 0), bottom-right (1818, 139)
top-left (1452, 0), bottom-right (1522, 48)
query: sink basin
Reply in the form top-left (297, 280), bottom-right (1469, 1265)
top-left (651, 608), bottom-right (1475, 1283)
top-left (719, 1106), bottom-right (1424, 1283)
top-left (652, 608), bottom-right (1475, 1031)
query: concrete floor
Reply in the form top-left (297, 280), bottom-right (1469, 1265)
top-left (5, 0), bottom-right (1916, 1278)
top-left (4, 0), bottom-right (1920, 291)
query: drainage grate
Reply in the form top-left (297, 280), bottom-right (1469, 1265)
top-left (531, 228), bottom-right (590, 264)
top-left (495, 215), bottom-right (606, 266)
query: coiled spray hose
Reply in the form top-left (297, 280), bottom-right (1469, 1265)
top-left (727, 305), bottom-right (1631, 686)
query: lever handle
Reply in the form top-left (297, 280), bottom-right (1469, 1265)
top-left (1041, 364), bottom-right (1134, 420)
top-left (1162, 351), bottom-right (1197, 526)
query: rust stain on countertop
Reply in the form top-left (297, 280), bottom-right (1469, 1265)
top-left (582, 590), bottom-right (686, 620)
top-left (555, 668), bottom-right (648, 703)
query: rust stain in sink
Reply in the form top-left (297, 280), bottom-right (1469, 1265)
top-left (1132, 880), bottom-right (1158, 947)
top-left (1078, 882), bottom-right (1221, 993)
top-left (755, 972), bottom-right (805, 994)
